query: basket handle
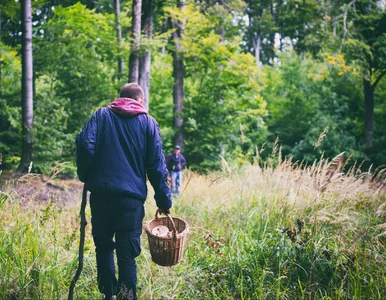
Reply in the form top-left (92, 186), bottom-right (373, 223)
top-left (155, 209), bottom-right (178, 239)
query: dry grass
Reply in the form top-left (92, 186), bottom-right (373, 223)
top-left (171, 155), bottom-right (384, 232)
top-left (0, 155), bottom-right (385, 299)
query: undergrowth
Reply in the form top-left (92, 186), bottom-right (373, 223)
top-left (0, 155), bottom-right (385, 299)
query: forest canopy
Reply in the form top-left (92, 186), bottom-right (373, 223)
top-left (0, 0), bottom-right (385, 174)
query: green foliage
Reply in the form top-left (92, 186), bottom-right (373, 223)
top-left (0, 0), bottom-right (385, 174)
top-left (31, 3), bottom-right (120, 172)
top-left (1, 3), bottom-right (128, 173)
top-left (163, 4), bottom-right (268, 170)
top-left (34, 3), bottom-right (118, 132)
top-left (0, 43), bottom-right (21, 169)
top-left (341, 1), bottom-right (386, 76)
top-left (149, 53), bottom-right (174, 151)
top-left (373, 76), bottom-right (386, 164)
top-left (33, 75), bottom-right (76, 174)
top-left (263, 52), bottom-right (364, 163)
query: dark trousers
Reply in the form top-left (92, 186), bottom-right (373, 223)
top-left (90, 193), bottom-right (145, 300)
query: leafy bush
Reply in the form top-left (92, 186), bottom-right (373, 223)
top-left (262, 52), bottom-right (365, 164)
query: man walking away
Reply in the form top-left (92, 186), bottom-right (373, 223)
top-left (166, 145), bottom-right (186, 196)
top-left (76, 83), bottom-right (172, 300)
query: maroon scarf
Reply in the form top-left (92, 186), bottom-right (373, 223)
top-left (108, 98), bottom-right (147, 116)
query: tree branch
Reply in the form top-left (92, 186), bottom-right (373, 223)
top-left (339, 0), bottom-right (356, 53)
top-left (219, 0), bottom-right (233, 11)
top-left (219, 0), bottom-right (246, 13)
top-left (372, 70), bottom-right (386, 89)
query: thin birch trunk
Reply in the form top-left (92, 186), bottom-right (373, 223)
top-left (18, 0), bottom-right (34, 173)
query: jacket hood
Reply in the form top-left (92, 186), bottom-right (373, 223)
top-left (108, 98), bottom-right (148, 117)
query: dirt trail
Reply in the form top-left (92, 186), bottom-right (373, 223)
top-left (0, 172), bottom-right (83, 205)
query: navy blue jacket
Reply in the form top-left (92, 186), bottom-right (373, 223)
top-left (166, 153), bottom-right (186, 172)
top-left (75, 104), bottom-right (172, 211)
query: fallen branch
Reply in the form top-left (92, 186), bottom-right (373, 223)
top-left (40, 174), bottom-right (66, 191)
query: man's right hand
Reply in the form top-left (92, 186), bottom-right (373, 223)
top-left (158, 208), bottom-right (171, 215)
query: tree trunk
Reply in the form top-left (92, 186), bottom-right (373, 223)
top-left (139, 0), bottom-right (153, 111)
top-left (18, 0), bottom-right (34, 173)
top-left (269, 3), bottom-right (275, 63)
top-left (84, 0), bottom-right (95, 10)
top-left (256, 35), bottom-right (261, 67)
top-left (219, 28), bottom-right (225, 42)
top-left (128, 0), bottom-right (142, 83)
top-left (324, 5), bottom-right (329, 30)
top-left (249, 14), bottom-right (260, 67)
top-left (363, 77), bottom-right (374, 150)
top-left (161, 19), bottom-right (169, 56)
top-left (114, 0), bottom-right (124, 75)
top-left (172, 0), bottom-right (185, 150)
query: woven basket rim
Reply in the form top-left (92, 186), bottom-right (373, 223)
top-left (145, 216), bottom-right (189, 240)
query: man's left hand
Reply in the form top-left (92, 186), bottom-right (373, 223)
top-left (159, 208), bottom-right (171, 215)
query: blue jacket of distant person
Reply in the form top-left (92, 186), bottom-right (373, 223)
top-left (75, 98), bottom-right (172, 211)
top-left (166, 152), bottom-right (186, 172)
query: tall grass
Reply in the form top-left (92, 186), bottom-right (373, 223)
top-left (0, 156), bottom-right (385, 299)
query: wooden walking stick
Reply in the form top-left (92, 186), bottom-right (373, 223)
top-left (68, 184), bottom-right (88, 300)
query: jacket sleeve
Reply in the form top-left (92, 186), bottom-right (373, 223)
top-left (165, 154), bottom-right (172, 172)
top-left (181, 155), bottom-right (186, 169)
top-left (75, 111), bottom-right (98, 182)
top-left (146, 117), bottom-right (172, 211)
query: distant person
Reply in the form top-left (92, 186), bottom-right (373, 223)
top-left (166, 145), bottom-right (186, 196)
top-left (75, 83), bottom-right (172, 300)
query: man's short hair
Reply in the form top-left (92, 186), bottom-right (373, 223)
top-left (119, 83), bottom-right (144, 101)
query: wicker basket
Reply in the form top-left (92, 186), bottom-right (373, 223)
top-left (145, 210), bottom-right (189, 266)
